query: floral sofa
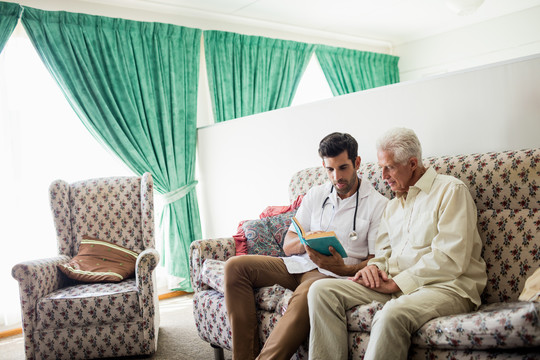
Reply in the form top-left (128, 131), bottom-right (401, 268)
top-left (190, 148), bottom-right (539, 359)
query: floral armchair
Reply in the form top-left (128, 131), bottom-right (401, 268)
top-left (11, 173), bottom-right (160, 360)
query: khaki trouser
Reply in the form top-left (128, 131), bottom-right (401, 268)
top-left (307, 278), bottom-right (474, 360)
top-left (224, 255), bottom-right (330, 360)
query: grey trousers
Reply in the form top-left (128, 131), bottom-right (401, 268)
top-left (307, 278), bottom-right (473, 360)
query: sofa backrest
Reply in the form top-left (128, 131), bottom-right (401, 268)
top-left (288, 148), bottom-right (539, 304)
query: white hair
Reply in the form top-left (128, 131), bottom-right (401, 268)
top-left (376, 127), bottom-right (423, 165)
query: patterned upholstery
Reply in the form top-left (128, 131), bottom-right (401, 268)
top-left (190, 148), bottom-right (540, 359)
top-left (12, 173), bottom-right (160, 360)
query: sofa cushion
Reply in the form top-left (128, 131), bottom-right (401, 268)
top-left (412, 301), bottom-right (540, 350)
top-left (243, 212), bottom-right (295, 256)
top-left (256, 284), bottom-right (293, 314)
top-left (346, 301), bottom-right (385, 332)
top-left (201, 259), bottom-right (226, 293)
top-left (35, 279), bottom-right (140, 330)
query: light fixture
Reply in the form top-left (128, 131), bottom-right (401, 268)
top-left (445, 0), bottom-right (485, 16)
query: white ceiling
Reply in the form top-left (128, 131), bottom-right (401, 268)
top-left (80, 0), bottom-right (540, 45)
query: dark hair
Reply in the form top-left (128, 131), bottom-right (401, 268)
top-left (318, 132), bottom-right (358, 163)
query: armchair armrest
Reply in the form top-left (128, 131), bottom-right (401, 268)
top-left (11, 255), bottom-right (71, 332)
top-left (189, 237), bottom-right (236, 292)
top-left (135, 247), bottom-right (160, 341)
top-left (135, 248), bottom-right (160, 287)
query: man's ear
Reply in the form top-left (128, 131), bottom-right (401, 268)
top-left (409, 157), bottom-right (418, 171)
top-left (355, 156), bottom-right (361, 170)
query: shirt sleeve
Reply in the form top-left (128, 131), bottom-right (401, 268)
top-left (392, 183), bottom-right (479, 294)
top-left (367, 205), bottom-right (392, 272)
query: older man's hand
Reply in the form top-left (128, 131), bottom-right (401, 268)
top-left (349, 265), bottom-right (400, 294)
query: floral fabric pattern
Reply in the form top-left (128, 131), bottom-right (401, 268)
top-left (413, 301), bottom-right (540, 349)
top-left (191, 148), bottom-right (540, 359)
top-left (201, 259), bottom-right (226, 293)
top-left (35, 279), bottom-right (140, 329)
top-left (12, 173), bottom-right (160, 360)
top-left (189, 237), bottom-right (235, 292)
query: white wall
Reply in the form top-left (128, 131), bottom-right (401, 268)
top-left (197, 54), bottom-right (540, 239)
top-left (396, 6), bottom-right (540, 81)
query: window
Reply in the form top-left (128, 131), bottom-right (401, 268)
top-left (0, 25), bottom-right (135, 330)
top-left (291, 54), bottom-right (333, 107)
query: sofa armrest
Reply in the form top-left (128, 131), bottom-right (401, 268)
top-left (189, 237), bottom-right (236, 292)
top-left (11, 255), bottom-right (71, 335)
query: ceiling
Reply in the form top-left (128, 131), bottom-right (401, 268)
top-left (80, 0), bottom-right (540, 45)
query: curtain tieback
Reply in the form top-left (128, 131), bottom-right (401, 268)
top-left (162, 181), bottom-right (198, 205)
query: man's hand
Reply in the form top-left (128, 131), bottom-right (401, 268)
top-left (348, 265), bottom-right (400, 294)
top-left (305, 245), bottom-right (347, 275)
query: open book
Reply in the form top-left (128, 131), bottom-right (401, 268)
top-left (291, 217), bottom-right (348, 258)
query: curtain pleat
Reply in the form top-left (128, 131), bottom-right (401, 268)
top-left (21, 6), bottom-right (202, 291)
top-left (316, 45), bottom-right (400, 96)
top-left (204, 30), bottom-right (315, 123)
top-left (0, 2), bottom-right (22, 53)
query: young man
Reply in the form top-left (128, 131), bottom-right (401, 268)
top-left (224, 132), bottom-right (388, 360)
top-left (307, 128), bottom-right (487, 360)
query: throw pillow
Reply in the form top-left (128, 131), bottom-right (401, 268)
top-left (234, 196), bottom-right (304, 256)
top-left (233, 220), bottom-right (249, 256)
top-left (58, 236), bottom-right (139, 283)
top-left (243, 211), bottom-right (296, 257)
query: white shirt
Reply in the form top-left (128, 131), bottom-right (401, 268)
top-left (283, 176), bottom-right (388, 278)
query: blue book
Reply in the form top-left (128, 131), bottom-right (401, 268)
top-left (291, 217), bottom-right (348, 258)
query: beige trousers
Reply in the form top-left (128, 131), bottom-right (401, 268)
top-left (224, 255), bottom-right (330, 360)
top-left (307, 278), bottom-right (473, 360)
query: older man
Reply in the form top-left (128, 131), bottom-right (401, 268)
top-left (307, 128), bottom-right (487, 360)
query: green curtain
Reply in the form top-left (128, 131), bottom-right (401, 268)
top-left (21, 7), bottom-right (202, 291)
top-left (0, 2), bottom-right (22, 53)
top-left (204, 30), bottom-right (315, 123)
top-left (316, 45), bottom-right (400, 96)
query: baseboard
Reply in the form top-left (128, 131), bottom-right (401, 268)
top-left (0, 291), bottom-right (193, 340)
top-left (158, 290), bottom-right (192, 300)
top-left (0, 328), bottom-right (22, 339)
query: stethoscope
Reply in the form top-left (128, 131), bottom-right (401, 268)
top-left (320, 179), bottom-right (360, 241)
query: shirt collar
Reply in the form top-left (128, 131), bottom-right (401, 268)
top-left (410, 167), bottom-right (437, 194)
